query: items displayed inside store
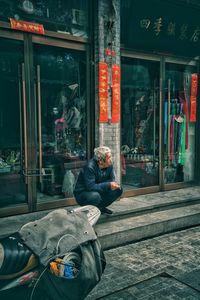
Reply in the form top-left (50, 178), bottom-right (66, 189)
top-left (120, 0), bottom-right (200, 194)
top-left (121, 57), bottom-right (159, 189)
top-left (164, 63), bottom-right (197, 184)
top-left (0, 36), bottom-right (87, 208)
top-left (0, 0), bottom-right (88, 37)
top-left (0, 0), bottom-right (90, 213)
top-left (121, 56), bottom-right (197, 190)
top-left (35, 45), bottom-right (87, 200)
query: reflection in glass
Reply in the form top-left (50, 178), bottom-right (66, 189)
top-left (34, 45), bottom-right (87, 201)
top-left (121, 58), bottom-right (159, 189)
top-left (164, 63), bottom-right (197, 183)
top-left (0, 38), bottom-right (26, 207)
top-left (0, 0), bottom-right (88, 38)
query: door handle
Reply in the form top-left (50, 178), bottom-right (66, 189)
top-left (36, 65), bottom-right (43, 184)
top-left (153, 81), bottom-right (159, 165)
top-left (23, 168), bottom-right (53, 177)
top-left (22, 63), bottom-right (28, 184)
top-left (18, 65), bottom-right (23, 175)
top-left (167, 79), bottom-right (171, 168)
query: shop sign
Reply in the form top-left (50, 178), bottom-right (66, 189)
top-left (99, 62), bottom-right (109, 122)
top-left (10, 18), bottom-right (44, 35)
top-left (121, 0), bottom-right (200, 56)
top-left (139, 17), bottom-right (200, 43)
top-left (190, 74), bottom-right (198, 122)
top-left (112, 64), bottom-right (120, 123)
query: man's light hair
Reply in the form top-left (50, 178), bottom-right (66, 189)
top-left (94, 146), bottom-right (111, 162)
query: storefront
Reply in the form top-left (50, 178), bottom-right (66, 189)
top-left (1, 0), bottom-right (200, 217)
top-left (120, 0), bottom-right (200, 195)
top-left (0, 0), bottom-right (94, 216)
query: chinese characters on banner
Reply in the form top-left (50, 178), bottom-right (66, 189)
top-left (190, 74), bottom-right (198, 122)
top-left (99, 62), bottom-right (109, 122)
top-left (10, 18), bottom-right (45, 35)
top-left (112, 64), bottom-right (120, 123)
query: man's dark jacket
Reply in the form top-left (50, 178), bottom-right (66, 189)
top-left (74, 158), bottom-right (115, 195)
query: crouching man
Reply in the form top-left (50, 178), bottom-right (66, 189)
top-left (73, 146), bottom-right (123, 215)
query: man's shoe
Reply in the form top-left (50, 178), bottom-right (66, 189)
top-left (101, 207), bottom-right (113, 215)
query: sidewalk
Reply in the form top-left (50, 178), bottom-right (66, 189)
top-left (86, 225), bottom-right (200, 299)
top-left (95, 185), bottom-right (200, 250)
top-left (1, 186), bottom-right (200, 239)
top-left (1, 186), bottom-right (200, 299)
top-left (108, 185), bottom-right (200, 215)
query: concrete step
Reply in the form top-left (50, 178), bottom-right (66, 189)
top-left (1, 186), bottom-right (200, 247)
top-left (98, 196), bottom-right (200, 224)
top-left (95, 202), bottom-right (200, 250)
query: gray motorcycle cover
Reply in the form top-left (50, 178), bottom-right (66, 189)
top-left (19, 209), bottom-right (106, 300)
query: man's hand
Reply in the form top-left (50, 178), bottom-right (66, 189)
top-left (110, 181), bottom-right (121, 190)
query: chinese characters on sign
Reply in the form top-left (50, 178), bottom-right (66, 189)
top-left (154, 17), bottom-right (162, 36)
top-left (140, 17), bottom-right (200, 42)
top-left (10, 18), bottom-right (45, 35)
top-left (191, 27), bottom-right (200, 42)
top-left (111, 64), bottom-right (120, 123)
top-left (99, 62), bottom-right (109, 122)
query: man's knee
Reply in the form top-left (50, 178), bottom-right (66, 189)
top-left (88, 191), bottom-right (102, 203)
top-left (76, 191), bottom-right (102, 207)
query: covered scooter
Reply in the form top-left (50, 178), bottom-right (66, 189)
top-left (0, 206), bottom-right (105, 300)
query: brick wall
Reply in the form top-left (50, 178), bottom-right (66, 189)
top-left (94, 0), bottom-right (121, 182)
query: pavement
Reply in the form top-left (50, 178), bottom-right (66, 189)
top-left (1, 225), bottom-right (200, 300)
top-left (1, 185), bottom-right (200, 239)
top-left (86, 225), bottom-right (200, 299)
top-left (1, 186), bottom-right (200, 299)
top-left (95, 185), bottom-right (200, 250)
top-left (107, 185), bottom-right (200, 216)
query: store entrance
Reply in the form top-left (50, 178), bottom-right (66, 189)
top-left (121, 53), bottom-right (198, 194)
top-left (0, 31), bottom-right (87, 211)
top-left (33, 42), bottom-right (87, 205)
top-left (121, 56), bottom-right (160, 190)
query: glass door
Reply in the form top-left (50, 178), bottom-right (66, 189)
top-left (0, 32), bottom-right (88, 211)
top-left (121, 56), bottom-right (160, 190)
top-left (0, 36), bottom-right (27, 208)
top-left (164, 60), bottom-right (198, 184)
top-left (33, 42), bottom-right (87, 203)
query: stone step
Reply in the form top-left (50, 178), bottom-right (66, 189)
top-left (95, 202), bottom-right (200, 250)
top-left (99, 196), bottom-right (200, 224)
top-left (1, 187), bottom-right (200, 246)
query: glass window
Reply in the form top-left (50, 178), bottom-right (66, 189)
top-left (34, 45), bottom-right (87, 201)
top-left (0, 38), bottom-right (26, 207)
top-left (121, 57), bottom-right (159, 189)
top-left (164, 62), bottom-right (197, 183)
top-left (0, 0), bottom-right (88, 38)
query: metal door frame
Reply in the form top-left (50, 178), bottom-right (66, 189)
top-left (0, 30), bottom-right (30, 216)
top-left (121, 50), bottom-right (198, 197)
top-left (31, 36), bottom-right (89, 211)
top-left (0, 28), bottom-right (92, 216)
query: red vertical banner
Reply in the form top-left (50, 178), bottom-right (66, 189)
top-left (99, 62), bottom-right (109, 122)
top-left (112, 64), bottom-right (121, 123)
top-left (190, 73), bottom-right (198, 122)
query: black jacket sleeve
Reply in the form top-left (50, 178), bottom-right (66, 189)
top-left (83, 165), bottom-right (111, 193)
top-left (83, 159), bottom-right (115, 193)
